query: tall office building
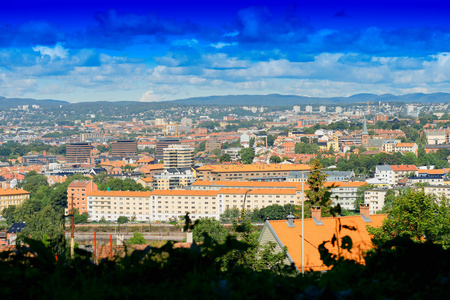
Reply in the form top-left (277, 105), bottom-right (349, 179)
top-left (66, 143), bottom-right (92, 163)
top-left (111, 140), bottom-right (137, 157)
top-left (163, 144), bottom-right (194, 169)
top-left (156, 138), bottom-right (180, 161)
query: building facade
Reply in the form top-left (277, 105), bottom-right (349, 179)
top-left (163, 144), bottom-right (194, 169)
top-left (111, 140), bottom-right (138, 157)
top-left (66, 143), bottom-right (92, 163)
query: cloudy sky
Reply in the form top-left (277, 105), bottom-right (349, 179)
top-left (1, 0), bottom-right (450, 102)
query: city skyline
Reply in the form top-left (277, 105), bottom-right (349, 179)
top-left (1, 1), bottom-right (450, 102)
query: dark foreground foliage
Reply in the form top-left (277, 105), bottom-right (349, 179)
top-left (0, 235), bottom-right (449, 300)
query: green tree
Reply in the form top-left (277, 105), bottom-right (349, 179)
top-left (127, 232), bottom-right (146, 245)
top-left (239, 148), bottom-right (255, 164)
top-left (269, 155), bottom-right (281, 163)
top-left (2, 206), bottom-right (17, 226)
top-left (21, 172), bottom-right (49, 194)
top-left (193, 218), bottom-right (228, 243)
top-left (18, 205), bottom-right (65, 254)
top-left (368, 189), bottom-right (450, 248)
top-left (294, 142), bottom-right (319, 154)
top-left (252, 204), bottom-right (297, 222)
top-left (302, 159), bottom-right (335, 217)
top-left (74, 209), bottom-right (89, 224)
top-left (117, 216), bottom-right (129, 224)
top-left (220, 207), bottom-right (241, 223)
top-left (50, 185), bottom-right (68, 211)
top-left (220, 153), bottom-right (232, 163)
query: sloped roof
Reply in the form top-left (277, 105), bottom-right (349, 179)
top-left (263, 214), bottom-right (385, 272)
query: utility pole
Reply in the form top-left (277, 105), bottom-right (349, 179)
top-left (70, 194), bottom-right (75, 258)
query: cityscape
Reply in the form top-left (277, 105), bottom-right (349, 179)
top-left (0, 1), bottom-right (449, 299)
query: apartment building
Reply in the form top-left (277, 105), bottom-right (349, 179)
top-left (0, 189), bottom-right (30, 213)
top-left (375, 165), bottom-right (394, 185)
top-left (191, 180), bottom-right (301, 190)
top-left (391, 165), bottom-right (418, 184)
top-left (163, 144), bottom-right (194, 169)
top-left (87, 191), bottom-right (152, 222)
top-left (394, 143), bottom-right (418, 155)
top-left (423, 185), bottom-right (450, 202)
top-left (205, 140), bottom-right (221, 152)
top-left (425, 129), bottom-right (447, 145)
top-left (153, 168), bottom-right (195, 190)
top-left (66, 143), bottom-right (92, 163)
top-left (155, 138), bottom-right (180, 161)
top-left (329, 182), bottom-right (367, 211)
top-left (67, 180), bottom-right (98, 213)
top-left (111, 140), bottom-right (138, 157)
top-left (364, 189), bottom-right (388, 214)
top-left (196, 164), bottom-right (310, 181)
top-left (150, 190), bottom-right (219, 221)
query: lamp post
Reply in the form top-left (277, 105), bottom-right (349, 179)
top-left (240, 189), bottom-right (251, 221)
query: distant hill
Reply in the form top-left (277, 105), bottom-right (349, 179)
top-left (1, 92), bottom-right (449, 108)
top-left (0, 96), bottom-right (69, 108)
top-left (170, 93), bottom-right (450, 106)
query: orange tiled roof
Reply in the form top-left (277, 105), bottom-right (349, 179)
top-left (68, 181), bottom-right (93, 188)
top-left (395, 143), bottom-right (415, 147)
top-left (418, 169), bottom-right (446, 175)
top-left (390, 165), bottom-right (418, 172)
top-left (266, 214), bottom-right (385, 271)
top-left (0, 188), bottom-right (30, 196)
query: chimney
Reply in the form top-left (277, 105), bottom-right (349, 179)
top-left (286, 213), bottom-right (295, 227)
top-left (311, 206), bottom-right (324, 225)
top-left (360, 203), bottom-right (370, 219)
top-left (311, 206), bottom-right (321, 222)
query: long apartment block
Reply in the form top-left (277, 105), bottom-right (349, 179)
top-left (86, 188), bottom-right (302, 222)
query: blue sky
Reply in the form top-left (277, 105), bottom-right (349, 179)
top-left (1, 0), bottom-right (450, 102)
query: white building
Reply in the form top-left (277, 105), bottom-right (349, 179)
top-left (319, 106), bottom-right (326, 113)
top-left (305, 105), bottom-right (313, 113)
top-left (336, 107), bottom-right (343, 113)
top-left (293, 106), bottom-right (301, 113)
top-left (375, 165), bottom-right (394, 185)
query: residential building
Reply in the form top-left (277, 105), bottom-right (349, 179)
top-left (195, 164), bottom-right (310, 181)
top-left (407, 175), bottom-right (444, 186)
top-left (67, 180), bottom-right (98, 214)
top-left (155, 138), bottom-right (180, 161)
top-left (87, 191), bottom-right (152, 222)
top-left (258, 206), bottom-right (385, 272)
top-left (163, 144), bottom-right (194, 169)
top-left (374, 114), bottom-right (388, 122)
top-left (205, 140), bottom-right (221, 152)
top-left (330, 182), bottom-right (367, 211)
top-left (324, 171), bottom-right (355, 182)
top-left (391, 165), bottom-right (418, 185)
top-left (153, 168), bottom-right (195, 190)
top-left (423, 185), bottom-right (450, 202)
top-left (221, 147), bottom-right (243, 161)
top-left (305, 105), bottom-right (313, 113)
top-left (425, 129), bottom-right (447, 145)
top-left (319, 106), bottom-right (326, 113)
top-left (394, 143), bottom-right (418, 155)
top-left (0, 189), bottom-right (30, 213)
top-left (136, 177), bottom-right (154, 189)
top-left (66, 143), bottom-right (92, 163)
top-left (364, 189), bottom-right (388, 214)
top-left (111, 140), bottom-right (138, 157)
top-left (375, 165), bottom-right (394, 185)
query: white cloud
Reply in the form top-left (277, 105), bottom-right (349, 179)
top-left (209, 42), bottom-right (238, 49)
top-left (140, 90), bottom-right (164, 102)
top-left (32, 42), bottom-right (68, 61)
